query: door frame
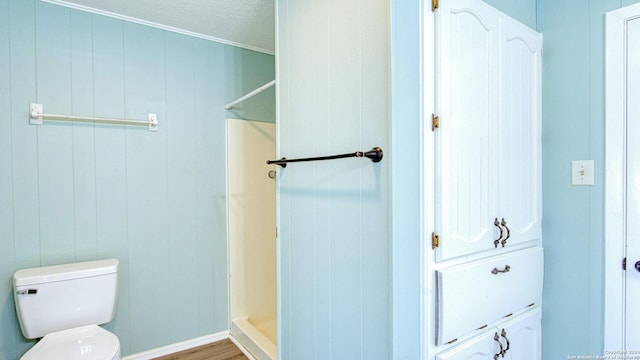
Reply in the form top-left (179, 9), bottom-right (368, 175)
top-left (604, 2), bottom-right (640, 351)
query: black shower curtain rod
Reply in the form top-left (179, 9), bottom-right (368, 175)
top-left (266, 147), bottom-right (383, 168)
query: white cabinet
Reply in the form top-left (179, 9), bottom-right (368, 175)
top-left (434, 0), bottom-right (543, 262)
top-left (428, 0), bottom-right (543, 359)
top-left (435, 309), bottom-right (541, 360)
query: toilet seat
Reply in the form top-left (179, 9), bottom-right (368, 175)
top-left (21, 325), bottom-right (120, 360)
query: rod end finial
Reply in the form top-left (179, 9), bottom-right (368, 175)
top-left (365, 147), bottom-right (383, 163)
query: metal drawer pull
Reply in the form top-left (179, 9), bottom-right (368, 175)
top-left (500, 218), bottom-right (510, 247)
top-left (491, 265), bottom-right (511, 274)
top-left (494, 218), bottom-right (503, 248)
top-left (500, 329), bottom-right (510, 356)
top-left (493, 332), bottom-right (504, 360)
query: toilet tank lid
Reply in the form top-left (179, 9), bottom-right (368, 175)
top-left (13, 259), bottom-right (119, 287)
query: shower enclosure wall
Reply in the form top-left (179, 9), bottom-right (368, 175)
top-left (227, 118), bottom-right (277, 360)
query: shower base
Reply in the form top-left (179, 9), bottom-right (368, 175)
top-left (231, 317), bottom-right (277, 360)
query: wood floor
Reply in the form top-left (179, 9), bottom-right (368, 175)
top-left (153, 339), bottom-right (249, 360)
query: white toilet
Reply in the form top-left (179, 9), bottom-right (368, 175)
top-left (13, 259), bottom-right (121, 360)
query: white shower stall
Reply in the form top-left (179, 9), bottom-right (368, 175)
top-left (226, 118), bottom-right (277, 360)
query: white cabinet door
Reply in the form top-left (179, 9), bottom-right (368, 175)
top-left (498, 308), bottom-right (541, 360)
top-left (498, 15), bottom-right (543, 250)
top-left (434, 0), bottom-right (542, 261)
top-left (435, 0), bottom-right (501, 262)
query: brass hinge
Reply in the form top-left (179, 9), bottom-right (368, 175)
top-left (432, 0), bottom-right (439, 12)
top-left (432, 114), bottom-right (439, 131)
top-left (432, 232), bottom-right (439, 249)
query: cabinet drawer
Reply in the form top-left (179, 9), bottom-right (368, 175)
top-left (436, 247), bottom-right (543, 345)
top-left (435, 308), bottom-right (541, 360)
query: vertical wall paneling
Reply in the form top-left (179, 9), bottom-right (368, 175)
top-left (165, 32), bottom-right (199, 343)
top-left (70, 10), bottom-right (98, 261)
top-left (194, 39), bottom-right (223, 335)
top-left (287, 0), bottom-right (318, 357)
top-left (586, 1), bottom-right (616, 355)
top-left (9, 0), bottom-right (40, 278)
top-left (538, 0), bottom-right (640, 357)
top-left (357, 0), bottom-right (389, 356)
top-left (327, 0), bottom-right (364, 355)
top-left (123, 22), bottom-right (170, 353)
top-left (36, 1), bottom-right (76, 266)
top-left (92, 13), bottom-right (132, 355)
top-left (539, 0), bottom-right (591, 357)
top-left (310, 0), bottom-right (332, 358)
top-left (8, 0), bottom-right (39, 356)
top-left (0, 0), bottom-right (18, 358)
top-left (0, 0), bottom-right (275, 357)
top-left (277, 0), bottom-right (390, 358)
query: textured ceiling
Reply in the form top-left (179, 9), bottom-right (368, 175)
top-left (43, 0), bottom-right (275, 54)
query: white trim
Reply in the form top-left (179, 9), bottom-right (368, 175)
top-left (604, 2), bottom-right (640, 352)
top-left (121, 331), bottom-right (229, 360)
top-left (39, 0), bottom-right (275, 55)
top-left (422, 3), bottom-right (434, 360)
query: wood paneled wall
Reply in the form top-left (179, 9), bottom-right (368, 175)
top-left (0, 0), bottom-right (274, 357)
top-left (276, 0), bottom-right (391, 358)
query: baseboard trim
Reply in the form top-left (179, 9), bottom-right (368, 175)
top-left (122, 331), bottom-right (229, 360)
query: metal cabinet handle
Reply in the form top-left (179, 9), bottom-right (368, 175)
top-left (493, 332), bottom-right (504, 359)
top-left (493, 332), bottom-right (504, 360)
top-left (500, 329), bottom-right (510, 356)
top-left (491, 265), bottom-right (511, 275)
top-left (500, 218), bottom-right (510, 247)
top-left (494, 218), bottom-right (503, 248)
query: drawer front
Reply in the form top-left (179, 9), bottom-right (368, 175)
top-left (435, 330), bottom-right (499, 360)
top-left (436, 247), bottom-right (543, 345)
top-left (435, 308), bottom-right (541, 360)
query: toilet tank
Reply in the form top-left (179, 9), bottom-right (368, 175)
top-left (13, 259), bottom-right (119, 339)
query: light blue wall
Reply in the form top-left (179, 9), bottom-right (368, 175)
top-left (0, 1), bottom-right (274, 358)
top-left (538, 0), bottom-right (640, 358)
top-left (483, 0), bottom-right (537, 29)
top-left (390, 1), bottom-right (422, 359)
top-left (276, 0), bottom-right (390, 358)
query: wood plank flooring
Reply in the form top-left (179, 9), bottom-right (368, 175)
top-left (153, 339), bottom-right (249, 360)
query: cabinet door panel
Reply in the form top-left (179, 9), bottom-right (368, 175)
top-left (435, 0), bottom-right (501, 262)
top-left (435, 247), bottom-right (543, 345)
top-left (500, 308), bottom-right (541, 360)
top-left (498, 15), bottom-right (543, 248)
top-left (435, 331), bottom-right (500, 360)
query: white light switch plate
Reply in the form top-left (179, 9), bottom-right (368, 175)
top-left (572, 160), bottom-right (594, 186)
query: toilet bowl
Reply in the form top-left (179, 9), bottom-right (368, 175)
top-left (13, 259), bottom-right (121, 360)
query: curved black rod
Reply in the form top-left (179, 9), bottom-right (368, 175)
top-left (267, 147), bottom-right (383, 168)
